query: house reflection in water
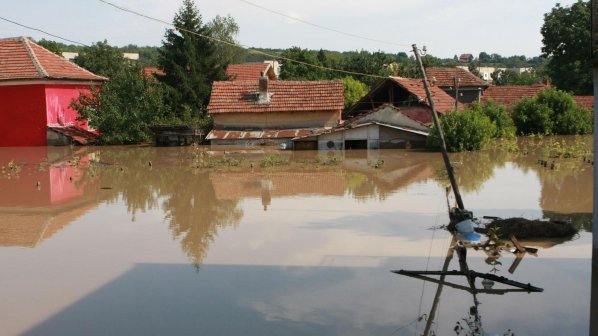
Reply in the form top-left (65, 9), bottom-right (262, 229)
top-left (0, 147), bottom-right (100, 248)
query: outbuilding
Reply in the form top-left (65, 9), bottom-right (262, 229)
top-left (0, 37), bottom-right (106, 146)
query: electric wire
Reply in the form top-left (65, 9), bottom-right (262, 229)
top-left (96, 0), bottom-right (391, 80)
top-left (0, 16), bottom-right (88, 46)
top-left (237, 0), bottom-right (412, 48)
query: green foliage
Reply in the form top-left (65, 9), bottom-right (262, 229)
top-left (36, 39), bottom-right (63, 55)
top-left (280, 47), bottom-right (328, 80)
top-left (208, 15), bottom-right (246, 67)
top-left (427, 108), bottom-right (496, 152)
top-left (340, 50), bottom-right (394, 86)
top-left (74, 40), bottom-right (129, 78)
top-left (490, 69), bottom-right (543, 86)
top-left (260, 154), bottom-right (289, 167)
top-left (471, 101), bottom-right (516, 138)
top-left (541, 1), bottom-right (592, 94)
top-left (71, 64), bottom-right (172, 144)
top-left (512, 97), bottom-right (554, 135)
top-left (342, 77), bottom-right (368, 109)
top-left (512, 88), bottom-right (593, 135)
top-left (157, 0), bottom-right (230, 118)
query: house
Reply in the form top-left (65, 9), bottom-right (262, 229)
top-left (459, 54), bottom-right (474, 63)
top-left (225, 62), bottom-right (277, 81)
top-left (346, 76), bottom-right (459, 125)
top-left (0, 37), bottom-right (106, 146)
top-left (293, 104), bottom-right (430, 150)
top-left (426, 67), bottom-right (489, 104)
top-left (480, 83), bottom-right (550, 109)
top-left (206, 76), bottom-right (344, 148)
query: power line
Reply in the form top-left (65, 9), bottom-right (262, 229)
top-left (96, 0), bottom-right (390, 80)
top-left (0, 16), bottom-right (88, 46)
top-left (237, 0), bottom-right (412, 48)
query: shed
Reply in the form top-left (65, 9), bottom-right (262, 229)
top-left (0, 37), bottom-right (106, 146)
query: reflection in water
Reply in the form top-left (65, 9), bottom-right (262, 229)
top-left (0, 137), bottom-right (594, 335)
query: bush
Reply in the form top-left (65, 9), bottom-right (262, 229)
top-left (427, 108), bottom-right (496, 152)
top-left (512, 88), bottom-right (593, 135)
top-left (472, 101), bottom-right (516, 138)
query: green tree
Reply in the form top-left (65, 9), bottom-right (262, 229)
top-left (279, 47), bottom-right (327, 80)
top-left (342, 76), bottom-right (369, 109)
top-left (207, 15), bottom-right (245, 67)
top-left (158, 0), bottom-right (228, 119)
top-left (37, 39), bottom-right (63, 55)
top-left (71, 65), bottom-right (172, 144)
top-left (490, 69), bottom-right (542, 86)
top-left (512, 88), bottom-right (593, 135)
top-left (541, 1), bottom-right (592, 94)
top-left (74, 40), bottom-right (128, 78)
top-left (427, 108), bottom-right (496, 152)
top-left (341, 50), bottom-right (393, 86)
top-left (472, 101), bottom-right (516, 138)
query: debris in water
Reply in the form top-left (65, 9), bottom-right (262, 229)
top-left (486, 217), bottom-right (577, 239)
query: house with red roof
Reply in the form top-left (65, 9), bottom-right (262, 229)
top-left (426, 67), bottom-right (489, 104)
top-left (225, 62), bottom-right (277, 81)
top-left (346, 76), bottom-right (459, 125)
top-left (206, 76), bottom-right (344, 147)
top-left (0, 37), bottom-right (106, 146)
top-left (480, 83), bottom-right (550, 109)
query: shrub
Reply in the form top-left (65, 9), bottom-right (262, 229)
top-left (472, 101), bottom-right (516, 138)
top-left (427, 108), bottom-right (496, 152)
top-left (512, 88), bottom-right (593, 135)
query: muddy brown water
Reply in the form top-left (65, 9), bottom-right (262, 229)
top-left (0, 137), bottom-right (593, 335)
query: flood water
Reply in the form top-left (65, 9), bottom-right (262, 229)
top-left (0, 137), bottom-right (593, 335)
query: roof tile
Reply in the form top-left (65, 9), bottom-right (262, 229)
top-left (481, 84), bottom-right (549, 108)
top-left (208, 79), bottom-right (344, 114)
top-left (0, 37), bottom-right (106, 82)
top-left (426, 67), bottom-right (488, 88)
top-left (226, 63), bottom-right (275, 81)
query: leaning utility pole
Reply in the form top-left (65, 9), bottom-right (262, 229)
top-left (412, 44), bottom-right (465, 211)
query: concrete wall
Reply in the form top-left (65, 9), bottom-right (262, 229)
top-left (45, 84), bottom-right (92, 129)
top-left (315, 124), bottom-right (426, 150)
top-left (213, 110), bottom-right (340, 130)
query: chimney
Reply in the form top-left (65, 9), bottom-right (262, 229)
top-left (258, 72), bottom-right (270, 104)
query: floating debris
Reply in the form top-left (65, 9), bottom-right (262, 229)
top-left (486, 217), bottom-right (577, 239)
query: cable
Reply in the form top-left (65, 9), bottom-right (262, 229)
top-left (96, 0), bottom-right (390, 80)
top-left (0, 16), bottom-right (88, 46)
top-left (237, 0), bottom-right (412, 48)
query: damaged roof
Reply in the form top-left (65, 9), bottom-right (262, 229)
top-left (0, 37), bottom-right (106, 82)
top-left (208, 80), bottom-right (344, 114)
top-left (206, 128), bottom-right (325, 140)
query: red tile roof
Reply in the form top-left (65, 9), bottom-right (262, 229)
top-left (226, 63), bottom-right (276, 81)
top-left (389, 77), bottom-right (459, 114)
top-left (481, 84), bottom-right (549, 108)
top-left (426, 67), bottom-right (488, 88)
top-left (208, 79), bottom-right (344, 114)
top-left (142, 66), bottom-right (165, 78)
top-left (0, 37), bottom-right (106, 82)
top-left (573, 96), bottom-right (594, 111)
top-left (207, 128), bottom-right (324, 140)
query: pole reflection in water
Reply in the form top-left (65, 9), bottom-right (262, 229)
top-left (393, 231), bottom-right (544, 336)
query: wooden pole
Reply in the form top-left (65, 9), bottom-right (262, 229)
top-left (454, 77), bottom-right (460, 111)
top-left (412, 44), bottom-right (465, 211)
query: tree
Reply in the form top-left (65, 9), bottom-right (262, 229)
top-left (74, 40), bottom-right (128, 78)
top-left (342, 77), bottom-right (369, 109)
top-left (207, 15), bottom-right (245, 68)
top-left (71, 65), bottom-right (172, 144)
top-left (427, 108), bottom-right (496, 152)
top-left (541, 1), bottom-right (592, 94)
top-left (37, 39), bottom-right (63, 55)
top-left (472, 101), bottom-right (516, 138)
top-left (157, 0), bottom-right (228, 119)
top-left (279, 47), bottom-right (327, 80)
top-left (490, 69), bottom-right (543, 86)
top-left (512, 88), bottom-right (593, 135)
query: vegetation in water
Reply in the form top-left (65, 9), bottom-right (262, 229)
top-left (260, 154), bottom-right (289, 167)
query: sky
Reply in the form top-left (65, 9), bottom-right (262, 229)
top-left (0, 0), bottom-right (581, 59)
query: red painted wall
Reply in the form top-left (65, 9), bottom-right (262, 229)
top-left (0, 85), bottom-right (48, 146)
top-left (45, 84), bottom-right (91, 129)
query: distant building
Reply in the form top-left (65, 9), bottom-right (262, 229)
top-left (0, 37), bottom-right (106, 146)
top-left (206, 76), bottom-right (344, 148)
top-left (61, 52), bottom-right (139, 61)
top-left (459, 53), bottom-right (474, 63)
top-left (426, 67), bottom-right (489, 104)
